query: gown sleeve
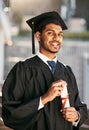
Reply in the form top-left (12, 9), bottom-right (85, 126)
top-left (2, 61), bottom-right (41, 130)
top-left (66, 66), bottom-right (88, 129)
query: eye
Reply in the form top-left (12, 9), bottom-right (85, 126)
top-left (47, 31), bottom-right (54, 35)
top-left (58, 33), bottom-right (63, 37)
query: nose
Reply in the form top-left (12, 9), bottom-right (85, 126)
top-left (53, 33), bottom-right (60, 41)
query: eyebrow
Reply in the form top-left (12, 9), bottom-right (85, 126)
top-left (45, 28), bottom-right (63, 33)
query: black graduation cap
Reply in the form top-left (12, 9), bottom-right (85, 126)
top-left (26, 11), bottom-right (67, 54)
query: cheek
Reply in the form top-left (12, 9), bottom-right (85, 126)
top-left (61, 38), bottom-right (63, 43)
top-left (42, 35), bottom-right (49, 44)
top-left (45, 36), bottom-right (52, 44)
top-left (59, 37), bottom-right (63, 43)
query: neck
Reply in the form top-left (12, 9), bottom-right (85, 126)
top-left (40, 50), bottom-right (56, 59)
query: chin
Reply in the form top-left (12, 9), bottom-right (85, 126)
top-left (53, 48), bottom-right (60, 53)
top-left (50, 50), bottom-right (59, 54)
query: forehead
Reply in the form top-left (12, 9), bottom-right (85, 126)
top-left (44, 23), bottom-right (63, 31)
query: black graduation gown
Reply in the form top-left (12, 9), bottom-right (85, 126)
top-left (2, 56), bottom-right (88, 130)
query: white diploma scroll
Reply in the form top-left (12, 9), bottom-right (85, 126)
top-left (61, 85), bottom-right (70, 108)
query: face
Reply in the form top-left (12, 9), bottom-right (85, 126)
top-left (36, 23), bottom-right (63, 58)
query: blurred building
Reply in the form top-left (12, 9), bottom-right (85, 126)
top-left (10, 0), bottom-right (62, 15)
top-left (0, 0), bottom-right (12, 83)
top-left (61, 0), bottom-right (89, 31)
top-left (9, 0), bottom-right (63, 35)
top-left (75, 0), bottom-right (89, 30)
top-left (83, 53), bottom-right (89, 108)
top-left (9, 0), bottom-right (89, 32)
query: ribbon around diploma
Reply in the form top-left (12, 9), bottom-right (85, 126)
top-left (61, 85), bottom-right (70, 109)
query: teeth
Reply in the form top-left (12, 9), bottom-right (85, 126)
top-left (51, 42), bottom-right (58, 46)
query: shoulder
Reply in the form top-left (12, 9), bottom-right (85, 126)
top-left (65, 65), bottom-right (76, 79)
top-left (24, 55), bottom-right (39, 66)
top-left (12, 55), bottom-right (39, 69)
top-left (8, 56), bottom-right (43, 75)
top-left (57, 61), bottom-right (76, 80)
top-left (65, 65), bottom-right (77, 88)
top-left (57, 61), bottom-right (73, 73)
top-left (57, 61), bottom-right (69, 72)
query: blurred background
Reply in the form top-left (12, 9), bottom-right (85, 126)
top-left (0, 0), bottom-right (89, 129)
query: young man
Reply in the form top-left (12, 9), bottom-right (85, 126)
top-left (2, 11), bottom-right (88, 130)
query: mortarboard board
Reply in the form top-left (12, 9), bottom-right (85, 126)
top-left (26, 11), bottom-right (67, 54)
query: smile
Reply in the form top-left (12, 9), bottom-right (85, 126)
top-left (50, 41), bottom-right (59, 47)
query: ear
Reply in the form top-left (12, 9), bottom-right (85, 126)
top-left (35, 32), bottom-right (41, 42)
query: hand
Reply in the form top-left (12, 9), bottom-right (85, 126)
top-left (61, 107), bottom-right (79, 122)
top-left (41, 80), bottom-right (67, 105)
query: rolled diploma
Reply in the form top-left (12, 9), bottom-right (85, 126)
top-left (61, 85), bottom-right (70, 108)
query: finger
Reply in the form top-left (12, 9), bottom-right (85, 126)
top-left (63, 113), bottom-right (74, 122)
top-left (63, 107), bottom-right (75, 112)
top-left (52, 80), bottom-right (67, 87)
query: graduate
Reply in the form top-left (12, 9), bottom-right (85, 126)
top-left (2, 11), bottom-right (88, 130)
